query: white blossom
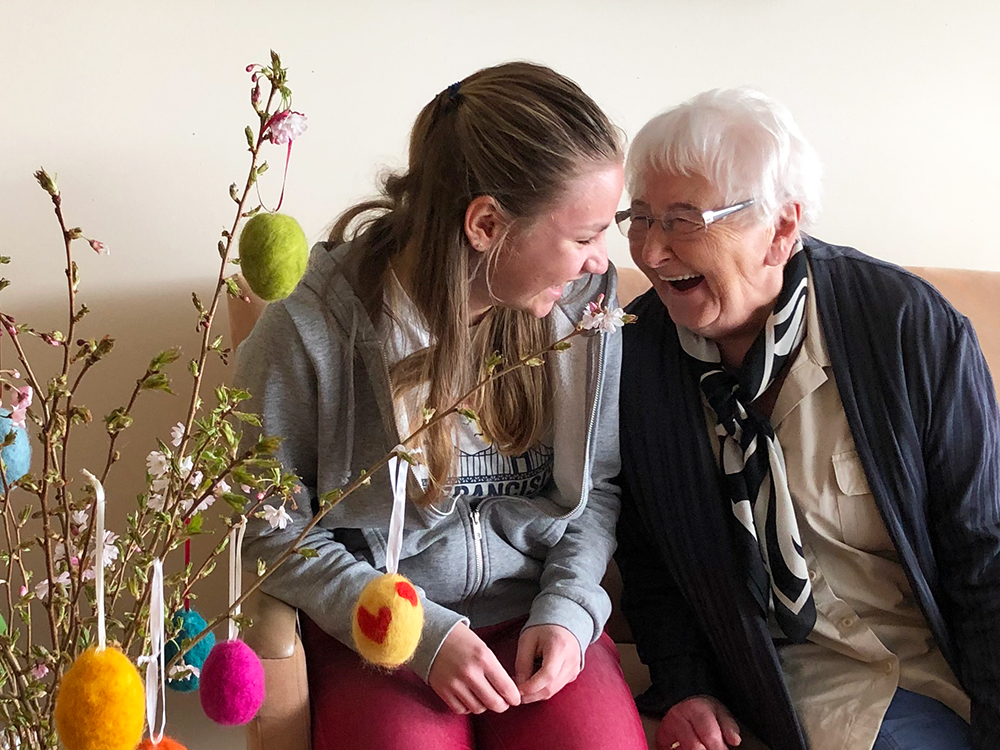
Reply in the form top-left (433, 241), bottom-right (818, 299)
top-left (262, 504), bottom-right (292, 531)
top-left (101, 530), bottom-right (119, 567)
top-left (34, 571), bottom-right (70, 600)
top-left (146, 450), bottom-right (169, 477)
top-left (170, 422), bottom-right (185, 447)
top-left (168, 662), bottom-right (200, 680)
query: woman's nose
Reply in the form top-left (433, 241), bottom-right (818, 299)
top-left (637, 226), bottom-right (673, 269)
top-left (583, 240), bottom-right (610, 276)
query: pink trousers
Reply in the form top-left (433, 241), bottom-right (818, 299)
top-left (302, 615), bottom-right (648, 750)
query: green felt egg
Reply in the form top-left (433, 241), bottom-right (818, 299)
top-left (238, 213), bottom-right (308, 301)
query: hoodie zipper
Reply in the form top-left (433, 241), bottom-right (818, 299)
top-left (469, 504), bottom-right (484, 595)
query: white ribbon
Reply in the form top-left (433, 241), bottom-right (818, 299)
top-left (385, 448), bottom-right (409, 575)
top-left (229, 516), bottom-right (247, 641)
top-left (80, 469), bottom-right (106, 651)
top-left (145, 559), bottom-right (166, 745)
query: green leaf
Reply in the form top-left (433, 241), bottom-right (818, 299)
top-left (295, 547), bottom-right (319, 559)
top-left (104, 407), bottom-right (133, 435)
top-left (253, 436), bottom-right (282, 456)
top-left (552, 341), bottom-right (572, 351)
top-left (484, 351), bottom-right (503, 375)
top-left (223, 492), bottom-right (248, 513)
top-left (256, 558), bottom-right (267, 576)
top-left (232, 411), bottom-right (261, 427)
top-left (188, 359), bottom-right (200, 377)
top-left (224, 277), bottom-right (243, 299)
top-left (245, 125), bottom-right (255, 150)
top-left (319, 488), bottom-right (343, 508)
top-left (523, 356), bottom-right (545, 367)
top-left (140, 372), bottom-right (174, 394)
top-left (149, 348), bottom-right (182, 371)
top-left (187, 514), bottom-right (204, 534)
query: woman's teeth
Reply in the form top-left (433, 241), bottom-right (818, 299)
top-left (657, 273), bottom-right (701, 282)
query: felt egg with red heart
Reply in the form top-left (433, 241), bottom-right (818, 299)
top-left (351, 573), bottom-right (423, 668)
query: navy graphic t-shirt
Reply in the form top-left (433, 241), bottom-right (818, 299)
top-left (384, 273), bottom-right (554, 500)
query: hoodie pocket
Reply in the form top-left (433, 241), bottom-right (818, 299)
top-left (490, 500), bottom-right (569, 562)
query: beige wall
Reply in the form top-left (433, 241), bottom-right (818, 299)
top-left (3, 1), bottom-right (998, 747)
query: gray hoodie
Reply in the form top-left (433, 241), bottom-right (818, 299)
top-left (235, 241), bottom-right (623, 681)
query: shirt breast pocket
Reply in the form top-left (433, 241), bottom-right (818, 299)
top-left (832, 450), bottom-right (893, 553)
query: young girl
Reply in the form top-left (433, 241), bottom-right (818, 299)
top-left (236, 62), bottom-right (647, 750)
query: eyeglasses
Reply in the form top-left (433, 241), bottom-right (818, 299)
top-left (615, 198), bottom-right (755, 241)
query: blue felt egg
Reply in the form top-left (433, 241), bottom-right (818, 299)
top-left (0, 411), bottom-right (31, 484)
top-left (164, 608), bottom-right (216, 692)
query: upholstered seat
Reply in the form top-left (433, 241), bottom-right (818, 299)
top-left (232, 263), bottom-right (1000, 750)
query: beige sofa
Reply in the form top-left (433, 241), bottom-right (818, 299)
top-left (231, 264), bottom-right (1000, 750)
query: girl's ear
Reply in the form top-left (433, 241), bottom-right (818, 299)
top-left (465, 196), bottom-right (505, 254)
top-left (765, 202), bottom-right (802, 267)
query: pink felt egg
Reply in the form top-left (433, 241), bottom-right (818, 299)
top-left (198, 639), bottom-right (265, 725)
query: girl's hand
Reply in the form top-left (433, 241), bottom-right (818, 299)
top-left (514, 624), bottom-right (582, 703)
top-left (428, 622), bottom-right (521, 714)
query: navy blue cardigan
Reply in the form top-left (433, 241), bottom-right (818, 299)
top-left (616, 237), bottom-right (1000, 749)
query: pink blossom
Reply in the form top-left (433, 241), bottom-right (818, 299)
top-left (9, 385), bottom-right (32, 428)
top-left (265, 110), bottom-right (308, 145)
top-left (245, 64), bottom-right (255, 73)
top-left (18, 585), bottom-right (27, 597)
top-left (11, 370), bottom-right (20, 379)
top-left (252, 83), bottom-right (261, 106)
top-left (30, 663), bottom-right (48, 680)
top-left (89, 239), bottom-right (109, 255)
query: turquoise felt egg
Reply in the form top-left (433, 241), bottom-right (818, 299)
top-left (0, 410), bottom-right (31, 484)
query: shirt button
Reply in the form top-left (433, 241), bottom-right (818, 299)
top-left (882, 659), bottom-right (895, 674)
top-left (808, 569), bottom-right (818, 582)
top-left (840, 616), bottom-right (855, 630)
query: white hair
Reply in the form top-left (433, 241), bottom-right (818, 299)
top-left (625, 88), bottom-right (823, 229)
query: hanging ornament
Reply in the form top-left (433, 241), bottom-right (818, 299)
top-left (136, 559), bottom-right (188, 750)
top-left (55, 470), bottom-right (144, 750)
top-left (0, 408), bottom-right (31, 484)
top-left (137, 738), bottom-right (189, 750)
top-left (199, 518), bottom-right (265, 725)
top-left (164, 608), bottom-right (215, 692)
top-left (237, 212), bottom-right (308, 301)
top-left (352, 451), bottom-right (424, 668)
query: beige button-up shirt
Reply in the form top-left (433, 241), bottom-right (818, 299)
top-left (703, 272), bottom-right (969, 750)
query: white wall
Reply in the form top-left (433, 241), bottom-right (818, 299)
top-left (2, 2), bottom-right (998, 747)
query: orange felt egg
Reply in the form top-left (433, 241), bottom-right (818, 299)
top-left (137, 737), bottom-right (189, 750)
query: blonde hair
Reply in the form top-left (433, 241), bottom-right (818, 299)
top-left (330, 61), bottom-right (622, 505)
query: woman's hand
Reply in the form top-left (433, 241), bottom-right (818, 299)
top-left (657, 696), bottom-right (742, 750)
top-left (428, 622), bottom-right (521, 715)
top-left (514, 624), bottom-right (582, 703)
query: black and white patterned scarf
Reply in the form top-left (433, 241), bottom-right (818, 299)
top-left (677, 246), bottom-right (816, 642)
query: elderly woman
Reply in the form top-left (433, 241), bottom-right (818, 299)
top-left (614, 89), bottom-right (1000, 750)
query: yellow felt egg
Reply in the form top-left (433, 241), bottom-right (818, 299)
top-left (352, 573), bottom-right (424, 668)
top-left (55, 645), bottom-right (145, 750)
